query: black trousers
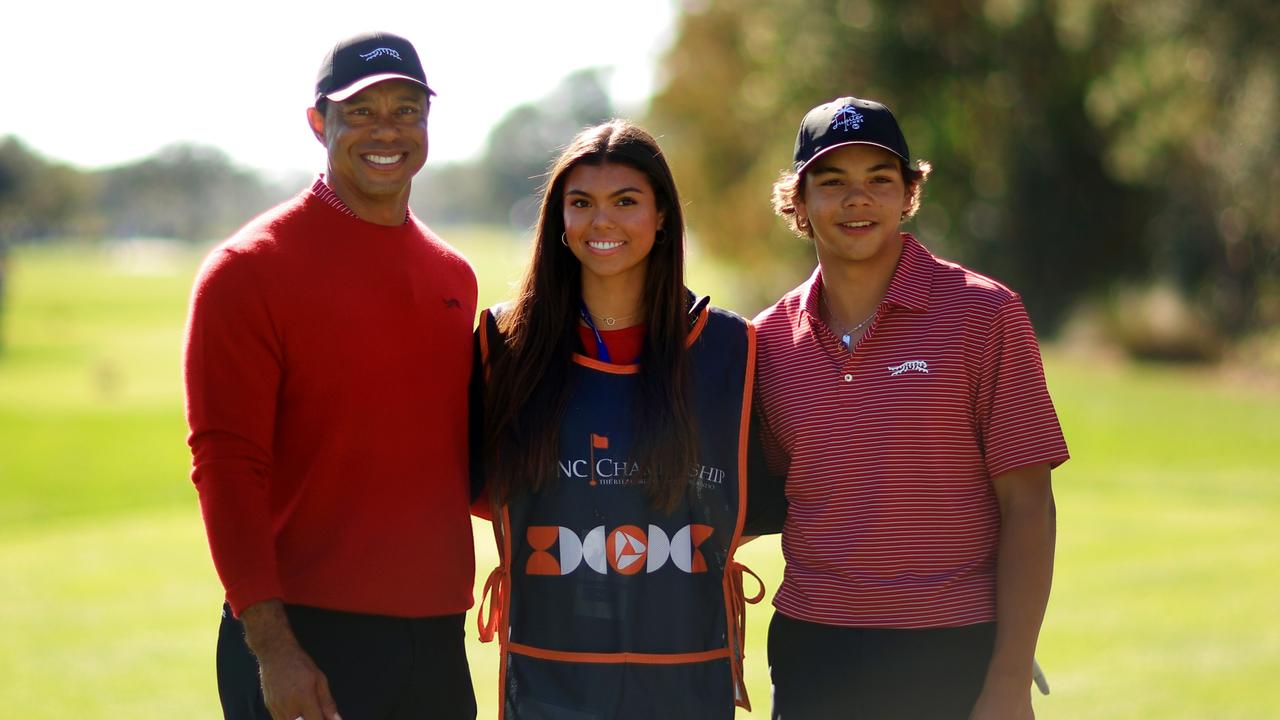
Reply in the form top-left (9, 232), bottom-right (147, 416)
top-left (217, 603), bottom-right (476, 720)
top-left (768, 612), bottom-right (996, 720)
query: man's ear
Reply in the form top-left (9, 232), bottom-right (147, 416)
top-left (306, 107), bottom-right (326, 145)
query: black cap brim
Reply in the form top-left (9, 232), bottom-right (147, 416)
top-left (322, 73), bottom-right (435, 102)
top-left (796, 140), bottom-right (912, 175)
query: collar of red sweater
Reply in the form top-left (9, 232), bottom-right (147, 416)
top-left (310, 175), bottom-right (411, 225)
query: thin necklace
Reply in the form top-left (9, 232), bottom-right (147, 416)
top-left (823, 292), bottom-right (877, 350)
top-left (586, 310), bottom-right (639, 327)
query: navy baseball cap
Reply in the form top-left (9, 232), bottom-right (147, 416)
top-left (315, 31), bottom-right (434, 103)
top-left (793, 96), bottom-right (911, 173)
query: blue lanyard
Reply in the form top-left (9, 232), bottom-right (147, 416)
top-left (578, 302), bottom-right (612, 363)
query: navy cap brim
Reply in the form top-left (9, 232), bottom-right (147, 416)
top-left (795, 140), bottom-right (912, 175)
top-left (322, 73), bottom-right (435, 102)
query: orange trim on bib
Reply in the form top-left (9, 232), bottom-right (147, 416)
top-left (478, 310), bottom-right (490, 363)
top-left (493, 504), bottom-right (515, 719)
top-left (723, 320), bottom-right (761, 710)
top-left (507, 643), bottom-right (732, 665)
top-left (477, 565), bottom-right (505, 643)
top-left (686, 305), bottom-right (710, 345)
top-left (568, 304), bottom-right (711, 373)
top-left (571, 353), bottom-right (641, 373)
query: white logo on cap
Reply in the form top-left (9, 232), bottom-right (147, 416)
top-left (831, 104), bottom-right (864, 131)
top-left (359, 47), bottom-right (402, 61)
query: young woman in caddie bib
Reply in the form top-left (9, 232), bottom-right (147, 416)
top-left (472, 120), bottom-right (762, 720)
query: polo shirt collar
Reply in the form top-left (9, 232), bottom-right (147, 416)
top-left (796, 233), bottom-right (934, 331)
top-left (882, 234), bottom-right (933, 313)
top-left (798, 266), bottom-right (824, 331)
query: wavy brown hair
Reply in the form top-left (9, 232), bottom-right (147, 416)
top-left (483, 120), bottom-right (696, 512)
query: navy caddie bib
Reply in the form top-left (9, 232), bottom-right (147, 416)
top-left (477, 297), bottom-right (760, 720)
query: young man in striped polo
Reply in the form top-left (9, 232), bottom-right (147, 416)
top-left (752, 96), bottom-right (1069, 719)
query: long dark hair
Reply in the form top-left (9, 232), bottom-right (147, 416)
top-left (483, 120), bottom-right (696, 511)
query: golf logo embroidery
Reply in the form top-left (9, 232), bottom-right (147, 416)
top-left (887, 360), bottom-right (929, 376)
top-left (359, 47), bottom-right (402, 62)
top-left (831, 104), bottom-right (864, 131)
top-left (525, 524), bottom-right (714, 576)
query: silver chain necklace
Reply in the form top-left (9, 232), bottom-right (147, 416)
top-left (823, 293), bottom-right (877, 350)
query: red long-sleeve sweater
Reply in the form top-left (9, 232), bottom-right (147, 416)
top-left (184, 186), bottom-right (477, 617)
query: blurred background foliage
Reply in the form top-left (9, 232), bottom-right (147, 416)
top-left (649, 0), bottom-right (1279, 353)
top-left (1, 0), bottom-right (1277, 363)
top-left (0, 137), bottom-right (292, 244)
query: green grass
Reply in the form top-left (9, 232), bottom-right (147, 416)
top-left (1, 238), bottom-right (1277, 718)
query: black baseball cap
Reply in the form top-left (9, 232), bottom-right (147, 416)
top-left (315, 31), bottom-right (434, 103)
top-left (793, 96), bottom-right (911, 173)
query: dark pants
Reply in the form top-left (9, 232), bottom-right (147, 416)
top-left (217, 603), bottom-right (476, 720)
top-left (768, 612), bottom-right (995, 720)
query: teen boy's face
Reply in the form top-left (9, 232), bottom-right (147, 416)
top-left (795, 144), bottom-right (909, 267)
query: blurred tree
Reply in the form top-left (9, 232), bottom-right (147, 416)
top-left (96, 144), bottom-right (291, 242)
top-left (0, 234), bottom-right (7, 356)
top-left (649, 0), bottom-right (1279, 336)
top-left (0, 136), bottom-right (95, 241)
top-left (410, 160), bottom-right (491, 226)
top-left (1081, 0), bottom-right (1280, 333)
top-left (0, 137), bottom-right (95, 355)
top-left (481, 67), bottom-right (616, 229)
top-left (414, 68), bottom-right (617, 230)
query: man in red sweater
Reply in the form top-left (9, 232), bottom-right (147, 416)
top-left (184, 31), bottom-right (478, 720)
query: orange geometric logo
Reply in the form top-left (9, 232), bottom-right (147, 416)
top-left (526, 526), bottom-right (562, 575)
top-left (606, 525), bottom-right (648, 575)
top-left (522, 524), bottom-right (714, 576)
top-left (687, 524), bottom-right (713, 572)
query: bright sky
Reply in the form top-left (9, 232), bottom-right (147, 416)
top-left (0, 0), bottom-right (678, 178)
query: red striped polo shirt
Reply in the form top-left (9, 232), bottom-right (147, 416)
top-left (754, 234), bottom-right (1069, 628)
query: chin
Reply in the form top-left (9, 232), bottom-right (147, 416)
top-left (358, 176), bottom-right (412, 195)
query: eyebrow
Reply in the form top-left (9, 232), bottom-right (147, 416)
top-left (565, 186), bottom-right (647, 198)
